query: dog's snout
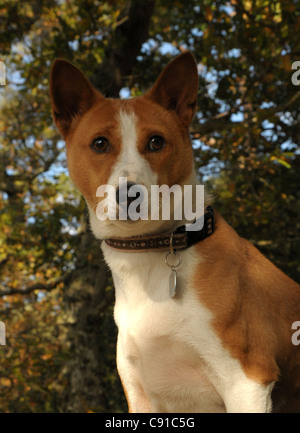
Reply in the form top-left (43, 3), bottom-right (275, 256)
top-left (116, 182), bottom-right (142, 206)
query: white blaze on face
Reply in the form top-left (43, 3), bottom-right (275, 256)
top-left (107, 108), bottom-right (158, 206)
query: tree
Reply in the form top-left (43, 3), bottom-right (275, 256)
top-left (0, 0), bottom-right (299, 412)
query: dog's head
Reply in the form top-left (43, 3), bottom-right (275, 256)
top-left (50, 52), bottom-right (199, 238)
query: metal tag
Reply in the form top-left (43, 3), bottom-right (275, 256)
top-left (169, 267), bottom-right (177, 298)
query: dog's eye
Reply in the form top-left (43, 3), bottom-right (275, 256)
top-left (147, 135), bottom-right (165, 152)
top-left (90, 137), bottom-right (110, 153)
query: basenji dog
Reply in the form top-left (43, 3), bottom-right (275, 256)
top-left (50, 52), bottom-right (300, 413)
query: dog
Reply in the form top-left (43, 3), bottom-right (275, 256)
top-left (50, 52), bottom-right (300, 413)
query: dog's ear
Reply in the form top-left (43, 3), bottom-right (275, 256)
top-left (50, 59), bottom-right (101, 137)
top-left (145, 52), bottom-right (198, 127)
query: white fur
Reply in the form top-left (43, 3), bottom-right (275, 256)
top-left (103, 243), bottom-right (274, 413)
top-left (89, 108), bottom-right (274, 412)
top-left (109, 110), bottom-right (158, 189)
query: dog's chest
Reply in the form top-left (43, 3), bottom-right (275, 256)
top-left (103, 244), bottom-right (226, 412)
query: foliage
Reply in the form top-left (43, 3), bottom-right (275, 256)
top-left (0, 0), bottom-right (299, 412)
top-left (0, 289), bottom-right (68, 412)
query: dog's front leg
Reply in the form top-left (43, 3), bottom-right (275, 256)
top-left (116, 336), bottom-right (151, 413)
top-left (223, 379), bottom-right (275, 413)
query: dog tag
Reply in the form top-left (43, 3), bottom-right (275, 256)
top-left (169, 267), bottom-right (177, 298)
top-left (165, 250), bottom-right (181, 299)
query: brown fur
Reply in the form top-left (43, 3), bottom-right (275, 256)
top-left (193, 212), bottom-right (300, 412)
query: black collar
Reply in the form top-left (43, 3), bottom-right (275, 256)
top-left (104, 206), bottom-right (215, 252)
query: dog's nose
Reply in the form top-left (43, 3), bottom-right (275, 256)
top-left (116, 181), bottom-right (139, 206)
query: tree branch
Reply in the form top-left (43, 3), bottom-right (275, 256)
top-left (191, 91), bottom-right (300, 138)
top-left (91, 0), bottom-right (156, 97)
top-left (0, 272), bottom-right (73, 298)
top-left (191, 111), bottom-right (232, 137)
